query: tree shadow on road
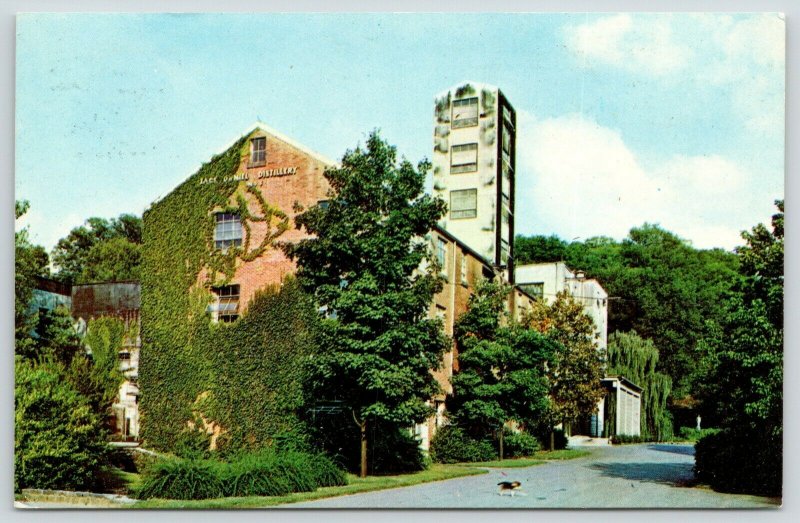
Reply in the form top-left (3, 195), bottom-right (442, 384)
top-left (590, 462), bottom-right (697, 487)
top-left (647, 444), bottom-right (695, 456)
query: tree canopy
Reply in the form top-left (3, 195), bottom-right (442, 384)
top-left (525, 290), bottom-right (605, 427)
top-left (51, 214), bottom-right (142, 284)
top-left (450, 280), bottom-right (555, 452)
top-left (515, 224), bottom-right (740, 398)
top-left (284, 131), bottom-right (450, 476)
top-left (15, 201), bottom-right (50, 357)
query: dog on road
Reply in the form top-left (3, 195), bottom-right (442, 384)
top-left (497, 481), bottom-right (523, 496)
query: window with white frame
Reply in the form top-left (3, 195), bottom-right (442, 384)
top-left (210, 284), bottom-right (240, 323)
top-left (450, 143), bottom-right (478, 174)
top-left (214, 213), bottom-right (243, 250)
top-left (520, 282), bottom-right (544, 300)
top-left (500, 238), bottom-right (510, 264)
top-left (249, 136), bottom-right (266, 167)
top-left (452, 97), bottom-right (479, 128)
top-left (450, 188), bottom-right (477, 219)
top-left (460, 254), bottom-right (468, 286)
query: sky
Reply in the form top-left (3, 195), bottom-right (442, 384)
top-left (15, 12), bottom-right (785, 253)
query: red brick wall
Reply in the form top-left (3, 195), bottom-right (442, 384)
top-left (197, 129), bottom-right (331, 310)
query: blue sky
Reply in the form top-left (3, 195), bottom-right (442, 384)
top-left (15, 12), bottom-right (785, 252)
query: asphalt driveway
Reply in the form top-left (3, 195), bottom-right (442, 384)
top-left (284, 444), bottom-right (780, 509)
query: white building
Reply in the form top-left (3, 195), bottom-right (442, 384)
top-left (515, 261), bottom-right (640, 439)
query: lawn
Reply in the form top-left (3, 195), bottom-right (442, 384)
top-left (130, 464), bottom-right (487, 509)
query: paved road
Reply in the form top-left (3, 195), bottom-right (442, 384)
top-left (285, 444), bottom-right (780, 509)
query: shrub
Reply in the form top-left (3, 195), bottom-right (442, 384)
top-left (173, 428), bottom-right (213, 460)
top-left (369, 427), bottom-right (428, 474)
top-left (503, 430), bottom-right (540, 458)
top-left (694, 429), bottom-right (781, 497)
top-left (135, 458), bottom-right (226, 500)
top-left (610, 434), bottom-right (646, 444)
top-left (429, 425), bottom-right (496, 464)
top-left (678, 426), bottom-right (721, 442)
top-left (135, 450), bottom-right (348, 500)
top-left (15, 359), bottom-right (108, 492)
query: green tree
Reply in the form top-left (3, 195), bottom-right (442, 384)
top-left (517, 226), bottom-right (741, 398)
top-left (693, 200), bottom-right (783, 495)
top-left (51, 214), bottom-right (142, 284)
top-left (15, 358), bottom-right (108, 492)
top-left (284, 132), bottom-right (450, 477)
top-left (35, 306), bottom-right (83, 364)
top-left (15, 200), bottom-right (50, 358)
top-left (68, 317), bottom-right (127, 415)
top-left (607, 331), bottom-right (673, 440)
top-left (526, 291), bottom-right (606, 434)
top-left (514, 234), bottom-right (568, 264)
top-left (450, 279), bottom-right (556, 459)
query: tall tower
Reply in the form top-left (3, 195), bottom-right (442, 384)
top-left (432, 82), bottom-right (516, 282)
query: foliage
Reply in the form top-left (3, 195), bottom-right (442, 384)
top-left (69, 316), bottom-right (126, 414)
top-left (525, 291), bottom-right (605, 427)
top-left (15, 358), bottom-right (108, 492)
top-left (515, 226), bottom-right (741, 398)
top-left (677, 426), bottom-right (720, 442)
top-left (502, 430), bottom-right (541, 458)
top-left (283, 131), bottom-right (449, 476)
top-left (135, 458), bottom-right (226, 500)
top-left (607, 331), bottom-right (673, 440)
top-left (450, 279), bottom-right (556, 452)
top-left (51, 214), bottom-right (143, 284)
top-left (429, 425), bottom-right (496, 464)
top-left (537, 428), bottom-right (568, 450)
top-left (305, 413), bottom-right (426, 475)
top-left (140, 133), bottom-right (320, 455)
top-left (609, 434), bottom-right (647, 444)
top-left (135, 451), bottom-right (347, 500)
top-left (33, 306), bottom-right (83, 364)
top-left (694, 429), bottom-right (781, 496)
top-left (692, 200), bottom-right (783, 497)
top-left (514, 234), bottom-right (568, 264)
top-left (14, 200), bottom-right (50, 358)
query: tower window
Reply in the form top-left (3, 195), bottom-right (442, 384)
top-left (450, 189), bottom-right (477, 219)
top-left (214, 213), bottom-right (243, 250)
top-left (452, 97), bottom-right (479, 128)
top-left (451, 143), bottom-right (478, 174)
top-left (210, 284), bottom-right (240, 323)
top-left (249, 137), bottom-right (267, 167)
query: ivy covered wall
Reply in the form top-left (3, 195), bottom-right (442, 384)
top-left (139, 132), bottom-right (319, 454)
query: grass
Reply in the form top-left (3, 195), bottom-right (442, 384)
top-left (130, 464), bottom-right (486, 509)
top-left (456, 449), bottom-right (591, 468)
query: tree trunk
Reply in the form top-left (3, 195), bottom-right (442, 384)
top-left (360, 420), bottom-right (368, 478)
top-left (499, 429), bottom-right (504, 461)
top-left (550, 430), bottom-right (555, 452)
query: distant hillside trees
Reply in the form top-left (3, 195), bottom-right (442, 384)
top-left (515, 225), bottom-right (741, 399)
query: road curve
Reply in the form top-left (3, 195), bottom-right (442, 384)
top-left (284, 444), bottom-right (780, 509)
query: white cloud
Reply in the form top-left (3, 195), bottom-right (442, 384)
top-left (516, 110), bottom-right (770, 250)
top-left (564, 13), bottom-right (785, 133)
top-left (563, 14), bottom-right (691, 76)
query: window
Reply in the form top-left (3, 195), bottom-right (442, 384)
top-left (249, 137), bottom-right (266, 167)
top-left (460, 255), bottom-right (468, 286)
top-left (214, 213), bottom-right (243, 250)
top-left (520, 283), bottom-right (544, 300)
top-left (210, 284), bottom-right (240, 323)
top-left (451, 189), bottom-right (477, 219)
top-left (500, 239), bottom-right (510, 264)
top-left (452, 97), bottom-right (479, 128)
top-left (436, 237), bottom-right (447, 272)
top-left (450, 143), bottom-right (478, 174)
